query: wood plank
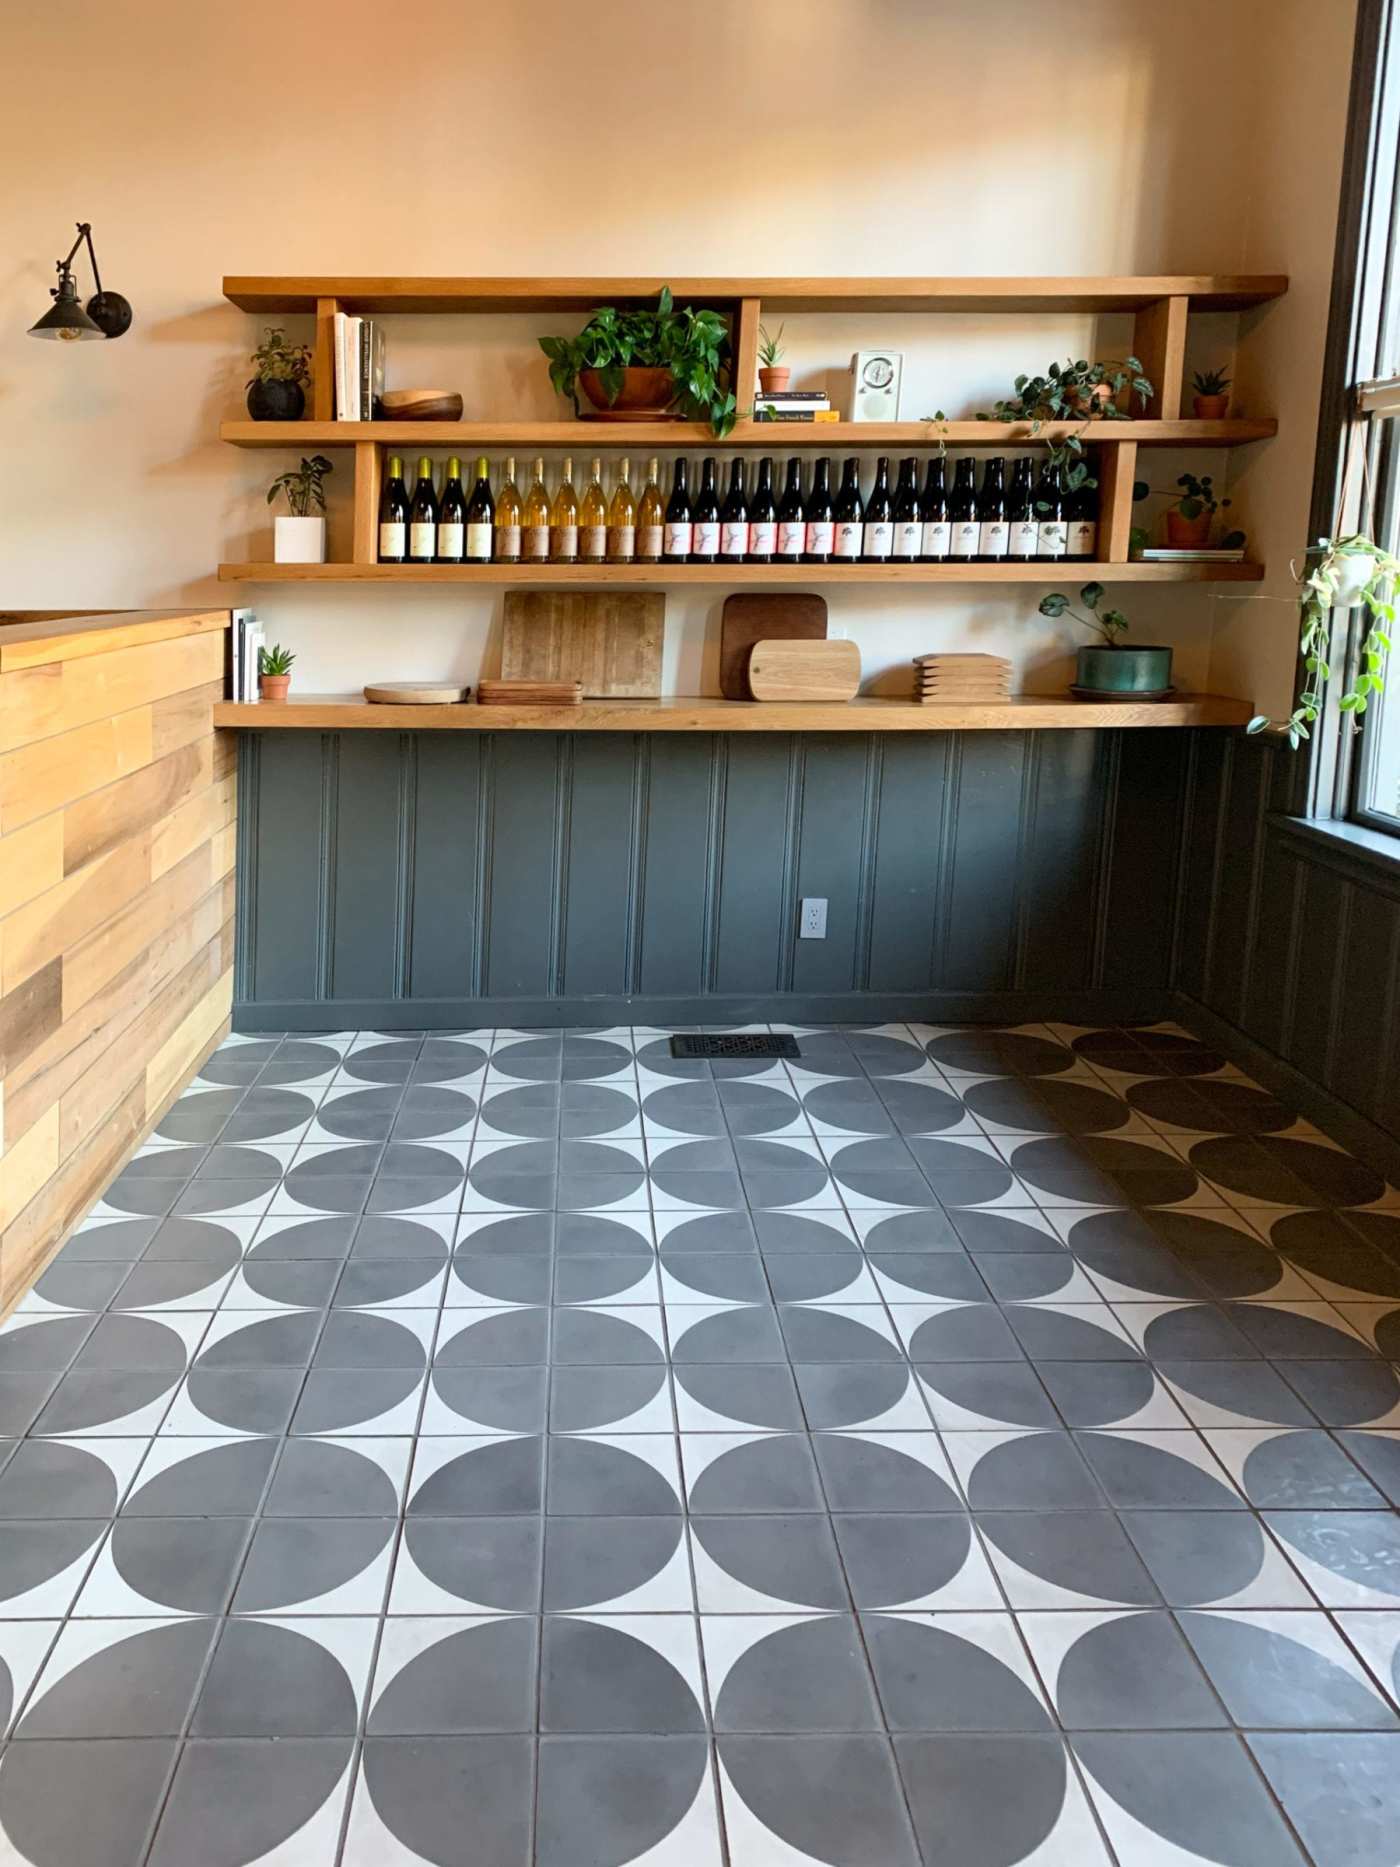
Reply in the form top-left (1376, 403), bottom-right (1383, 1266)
top-left (63, 741), bottom-right (212, 876)
top-left (352, 440), bottom-right (383, 565)
top-left (61, 843), bottom-right (215, 1018)
top-left (217, 559), bottom-right (1266, 587)
top-left (212, 692), bottom-right (1255, 732)
top-left (0, 705), bottom-right (153, 834)
top-left (0, 1105), bottom-right (59, 1232)
top-left (223, 274), bottom-right (1289, 314)
top-left (1, 837), bottom-right (152, 996)
top-left (732, 296), bottom-right (762, 410)
top-left (220, 417), bottom-right (1279, 450)
top-left (314, 296), bottom-right (338, 422)
top-left (150, 773), bottom-right (236, 880)
top-left (145, 973), bottom-right (231, 1113)
top-left (1098, 441), bottom-right (1140, 564)
top-left (1, 632), bottom-right (225, 753)
top-left (0, 610), bottom-right (228, 672)
top-left (0, 959), bottom-right (62, 1076)
top-left (152, 680), bottom-right (228, 760)
top-left (1131, 297), bottom-right (1189, 420)
top-left (0, 813), bottom-right (64, 918)
top-left (501, 592), bottom-right (664, 696)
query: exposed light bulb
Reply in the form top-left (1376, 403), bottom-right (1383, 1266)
top-left (55, 325), bottom-right (84, 343)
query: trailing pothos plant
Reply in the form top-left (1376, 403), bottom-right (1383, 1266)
top-left (979, 356), bottom-right (1154, 509)
top-left (539, 287), bottom-right (738, 436)
top-left (1037, 580), bottom-right (1130, 645)
top-left (1247, 535), bottom-right (1399, 748)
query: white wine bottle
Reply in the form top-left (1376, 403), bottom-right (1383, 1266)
top-left (636, 458), bottom-right (664, 563)
top-left (379, 455), bottom-right (409, 564)
top-left (579, 457), bottom-right (607, 562)
top-left (523, 458), bottom-right (550, 562)
top-left (495, 456), bottom-right (522, 563)
top-left (550, 457), bottom-right (579, 563)
top-left (607, 459), bottom-right (636, 563)
top-left (465, 457), bottom-right (494, 562)
top-left (437, 457), bottom-right (466, 563)
top-left (408, 456), bottom-right (437, 563)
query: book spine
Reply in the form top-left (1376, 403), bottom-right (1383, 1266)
top-left (333, 313), bottom-right (348, 420)
top-left (360, 319), bottom-right (373, 423)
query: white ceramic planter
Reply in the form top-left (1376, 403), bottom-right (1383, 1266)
top-left (1331, 553), bottom-right (1376, 607)
top-left (275, 516), bottom-right (327, 564)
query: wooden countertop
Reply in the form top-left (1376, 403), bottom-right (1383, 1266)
top-left (0, 610), bottom-right (230, 672)
top-left (214, 693), bottom-right (1254, 732)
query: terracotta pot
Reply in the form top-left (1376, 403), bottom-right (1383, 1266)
top-left (758, 365), bottom-right (791, 394)
top-left (259, 674), bottom-right (291, 703)
top-left (577, 366), bottom-right (676, 418)
top-left (1192, 393), bottom-right (1230, 419)
top-left (1066, 383), bottom-right (1114, 414)
top-left (1165, 508), bottom-right (1212, 547)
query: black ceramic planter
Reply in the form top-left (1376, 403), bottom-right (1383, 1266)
top-left (246, 379), bottom-right (305, 422)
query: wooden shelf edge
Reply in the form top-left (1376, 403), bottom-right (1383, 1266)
top-left (214, 694), bottom-right (1254, 733)
top-left (219, 417), bottom-right (1278, 450)
top-left (216, 560), bottom-right (1265, 586)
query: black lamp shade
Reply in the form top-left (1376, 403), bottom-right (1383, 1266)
top-left (29, 273), bottom-right (103, 342)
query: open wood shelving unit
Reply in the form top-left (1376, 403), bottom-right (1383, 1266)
top-left (220, 273), bottom-right (1288, 586)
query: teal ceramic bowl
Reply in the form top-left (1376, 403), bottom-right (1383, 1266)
top-left (1075, 645), bottom-right (1174, 695)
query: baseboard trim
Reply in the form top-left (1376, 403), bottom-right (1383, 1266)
top-left (1175, 991), bottom-right (1400, 1186)
top-left (234, 988), bottom-right (1174, 1034)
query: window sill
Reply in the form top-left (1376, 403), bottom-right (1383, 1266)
top-left (1269, 811), bottom-right (1400, 880)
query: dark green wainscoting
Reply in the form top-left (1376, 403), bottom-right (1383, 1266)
top-left (233, 729), bottom-right (1192, 1032)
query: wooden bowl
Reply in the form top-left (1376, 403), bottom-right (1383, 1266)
top-left (380, 389), bottom-right (464, 422)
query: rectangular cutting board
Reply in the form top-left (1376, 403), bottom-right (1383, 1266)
top-left (501, 592), bottom-right (664, 698)
top-left (719, 593), bottom-right (828, 699)
top-left (747, 637), bottom-right (861, 702)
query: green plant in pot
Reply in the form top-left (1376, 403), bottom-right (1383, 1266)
top-left (539, 287), bottom-right (738, 435)
top-left (247, 326), bottom-right (312, 422)
top-left (257, 642), bottom-right (296, 703)
top-left (1247, 534), bottom-right (1399, 748)
top-left (980, 355), bottom-right (1154, 426)
top-left (1191, 366), bottom-right (1232, 419)
top-left (268, 454), bottom-right (333, 564)
top-left (1038, 582), bottom-right (1174, 699)
top-left (757, 324), bottom-right (789, 395)
top-left (1165, 472), bottom-right (1231, 548)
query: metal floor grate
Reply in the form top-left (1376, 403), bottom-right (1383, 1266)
top-left (669, 1033), bottom-right (801, 1059)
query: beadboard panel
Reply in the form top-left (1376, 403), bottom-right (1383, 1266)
top-left (234, 727), bottom-right (1192, 1029)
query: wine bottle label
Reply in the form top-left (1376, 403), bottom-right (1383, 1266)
top-left (749, 521), bottom-right (777, 557)
top-left (805, 520), bottom-right (835, 555)
top-left (523, 525), bottom-right (550, 560)
top-left (692, 520), bottom-right (720, 557)
top-left (1070, 521), bottom-right (1097, 557)
top-left (893, 521), bottom-right (921, 559)
top-left (550, 524), bottom-right (578, 560)
top-left (1008, 520), bottom-right (1040, 558)
top-left (777, 521), bottom-right (805, 557)
top-left (951, 522), bottom-right (980, 558)
top-left (437, 522), bottom-right (464, 559)
top-left (979, 521), bottom-right (1009, 558)
top-left (921, 520), bottom-right (952, 557)
top-left (579, 525), bottom-right (607, 561)
top-left (1037, 521), bottom-right (1067, 557)
top-left (379, 521), bottom-right (406, 559)
top-left (664, 521), bottom-right (694, 557)
top-left (496, 524), bottom-right (522, 559)
top-left (409, 522), bottom-right (436, 560)
top-left (864, 521), bottom-right (894, 559)
top-left (637, 524), bottom-right (664, 560)
top-left (606, 525), bottom-right (636, 560)
top-left (834, 522), bottom-right (862, 559)
top-left (465, 523), bottom-right (492, 560)
top-left (721, 522), bottom-right (749, 557)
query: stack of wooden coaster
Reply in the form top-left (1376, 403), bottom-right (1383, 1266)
top-left (477, 679), bottom-right (583, 707)
top-left (914, 654), bottom-right (1013, 703)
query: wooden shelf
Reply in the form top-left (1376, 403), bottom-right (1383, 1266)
top-left (217, 560), bottom-right (1264, 586)
top-left (214, 693), bottom-right (1254, 733)
top-left (220, 418), bottom-right (1278, 451)
top-left (223, 275), bottom-right (1289, 315)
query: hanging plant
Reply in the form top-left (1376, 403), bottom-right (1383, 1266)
top-left (1247, 535), bottom-right (1398, 748)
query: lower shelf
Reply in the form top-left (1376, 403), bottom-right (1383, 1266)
top-left (213, 694), bottom-right (1254, 732)
top-left (216, 560), bottom-right (1265, 585)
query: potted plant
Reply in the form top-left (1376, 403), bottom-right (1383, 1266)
top-left (1038, 582), bottom-right (1173, 698)
top-left (257, 642), bottom-right (296, 703)
top-left (980, 356), bottom-right (1155, 427)
top-left (539, 287), bottom-right (739, 435)
top-left (1191, 367), bottom-right (1232, 419)
top-left (1247, 534), bottom-right (1399, 748)
top-left (758, 324), bottom-right (789, 394)
top-left (1165, 472), bottom-right (1230, 547)
top-left (246, 327), bottom-right (312, 422)
top-left (268, 455), bottom-right (333, 563)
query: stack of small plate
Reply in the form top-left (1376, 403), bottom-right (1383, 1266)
top-left (914, 654), bottom-right (1013, 703)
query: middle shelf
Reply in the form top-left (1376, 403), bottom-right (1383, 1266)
top-left (217, 559), bottom-right (1265, 585)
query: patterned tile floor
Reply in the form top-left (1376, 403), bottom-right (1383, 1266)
top-left (2, 1022), bottom-right (1400, 1865)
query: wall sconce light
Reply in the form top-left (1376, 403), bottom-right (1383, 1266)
top-left (28, 223), bottom-right (132, 342)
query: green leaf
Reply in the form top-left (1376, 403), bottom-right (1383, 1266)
top-left (1038, 593), bottom-right (1070, 618)
top-left (1080, 581), bottom-right (1105, 609)
top-left (1246, 716), bottom-right (1270, 734)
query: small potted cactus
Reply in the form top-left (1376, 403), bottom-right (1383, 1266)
top-left (1191, 367), bottom-right (1232, 419)
top-left (257, 642), bottom-right (296, 703)
top-left (757, 324), bottom-right (790, 394)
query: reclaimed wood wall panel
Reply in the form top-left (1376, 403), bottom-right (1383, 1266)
top-left (0, 614), bottom-right (232, 1312)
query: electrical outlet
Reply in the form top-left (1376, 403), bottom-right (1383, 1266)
top-left (800, 897), bottom-right (828, 939)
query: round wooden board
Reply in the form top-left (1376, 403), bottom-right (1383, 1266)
top-left (364, 681), bottom-right (471, 705)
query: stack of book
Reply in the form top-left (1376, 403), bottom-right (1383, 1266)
top-left (333, 312), bottom-right (386, 421)
top-left (1137, 546), bottom-right (1246, 563)
top-left (754, 390), bottom-right (837, 423)
top-left (230, 608), bottom-right (265, 700)
top-left (914, 654), bottom-right (1013, 704)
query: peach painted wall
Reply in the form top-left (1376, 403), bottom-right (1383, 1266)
top-left (0, 0), bottom-right (1355, 705)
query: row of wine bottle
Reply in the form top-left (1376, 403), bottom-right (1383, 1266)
top-left (378, 452), bottom-right (1099, 566)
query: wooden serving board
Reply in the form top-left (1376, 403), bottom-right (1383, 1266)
top-left (748, 637), bottom-right (861, 702)
top-left (364, 680), bottom-right (470, 704)
top-left (501, 592), bottom-right (663, 698)
top-left (719, 594), bottom-right (827, 700)
top-left (476, 678), bottom-right (583, 706)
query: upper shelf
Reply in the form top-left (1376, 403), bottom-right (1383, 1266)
top-left (216, 560), bottom-right (1264, 586)
top-left (220, 418), bottom-right (1278, 452)
top-left (223, 275), bottom-right (1289, 314)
